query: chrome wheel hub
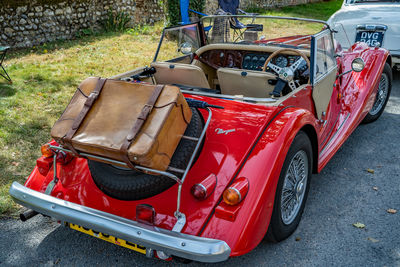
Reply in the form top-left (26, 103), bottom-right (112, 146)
top-left (295, 180), bottom-right (305, 201)
top-left (370, 73), bottom-right (389, 116)
top-left (280, 150), bottom-right (308, 225)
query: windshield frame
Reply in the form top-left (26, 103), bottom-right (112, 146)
top-left (153, 21), bottom-right (206, 62)
top-left (200, 15), bottom-right (331, 39)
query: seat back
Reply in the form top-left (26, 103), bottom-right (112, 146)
top-left (151, 62), bottom-right (210, 88)
top-left (217, 68), bottom-right (276, 98)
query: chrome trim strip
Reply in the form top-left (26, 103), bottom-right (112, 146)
top-left (320, 112), bottom-right (350, 154)
top-left (197, 183), bottom-right (208, 195)
top-left (356, 24), bottom-right (387, 31)
top-left (314, 65), bottom-right (337, 85)
top-left (229, 187), bottom-right (242, 203)
top-left (9, 182), bottom-right (231, 263)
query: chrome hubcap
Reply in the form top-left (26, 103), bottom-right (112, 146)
top-left (281, 150), bottom-right (308, 225)
top-left (370, 73), bottom-right (389, 116)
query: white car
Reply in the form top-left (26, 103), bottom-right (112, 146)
top-left (328, 0), bottom-right (400, 68)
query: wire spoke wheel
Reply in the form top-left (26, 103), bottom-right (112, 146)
top-left (266, 131), bottom-right (312, 242)
top-left (280, 150), bottom-right (308, 225)
top-left (369, 72), bottom-right (389, 116)
top-left (362, 63), bottom-right (392, 124)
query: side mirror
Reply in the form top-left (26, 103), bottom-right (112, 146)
top-left (351, 57), bottom-right (365, 72)
top-left (179, 42), bottom-right (193, 55)
top-left (337, 57), bottom-right (365, 78)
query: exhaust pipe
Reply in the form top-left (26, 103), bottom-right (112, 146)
top-left (20, 209), bottom-right (39, 222)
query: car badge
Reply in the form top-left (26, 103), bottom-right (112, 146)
top-left (215, 128), bottom-right (236, 135)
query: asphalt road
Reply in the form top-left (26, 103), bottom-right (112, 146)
top-left (1, 71), bottom-right (399, 267)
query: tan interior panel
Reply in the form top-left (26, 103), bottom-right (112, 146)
top-left (312, 67), bottom-right (337, 119)
top-left (192, 59), bottom-right (218, 88)
top-left (217, 68), bottom-right (276, 98)
top-left (151, 62), bottom-right (210, 88)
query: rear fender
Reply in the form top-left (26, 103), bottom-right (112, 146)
top-left (200, 107), bottom-right (318, 256)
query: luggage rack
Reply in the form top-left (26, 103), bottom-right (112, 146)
top-left (47, 107), bottom-right (212, 232)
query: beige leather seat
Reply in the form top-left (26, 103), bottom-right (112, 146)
top-left (217, 68), bottom-right (276, 98)
top-left (151, 62), bottom-right (210, 88)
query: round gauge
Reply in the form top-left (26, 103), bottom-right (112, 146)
top-left (243, 56), bottom-right (251, 69)
top-left (257, 56), bottom-right (266, 71)
top-left (252, 56), bottom-right (258, 70)
top-left (275, 56), bottom-right (288, 68)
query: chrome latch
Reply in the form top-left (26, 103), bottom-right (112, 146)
top-left (172, 213), bottom-right (186, 233)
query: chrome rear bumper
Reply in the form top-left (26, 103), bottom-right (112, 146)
top-left (9, 182), bottom-right (230, 263)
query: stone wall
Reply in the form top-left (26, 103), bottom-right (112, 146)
top-left (204, 0), bottom-right (320, 14)
top-left (1, 0), bottom-right (321, 48)
top-left (0, 0), bottom-right (164, 48)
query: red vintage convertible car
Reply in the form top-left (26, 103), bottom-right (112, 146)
top-left (9, 15), bottom-right (392, 262)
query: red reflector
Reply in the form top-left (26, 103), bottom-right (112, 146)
top-left (191, 184), bottom-right (207, 200)
top-left (136, 204), bottom-right (156, 225)
top-left (190, 174), bottom-right (217, 200)
top-left (36, 157), bottom-right (53, 176)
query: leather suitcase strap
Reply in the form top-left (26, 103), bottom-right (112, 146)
top-left (120, 84), bottom-right (165, 169)
top-left (63, 78), bottom-right (107, 155)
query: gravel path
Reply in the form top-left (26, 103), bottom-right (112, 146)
top-left (1, 71), bottom-right (399, 267)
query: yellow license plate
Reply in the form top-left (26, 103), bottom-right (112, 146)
top-left (68, 223), bottom-right (146, 254)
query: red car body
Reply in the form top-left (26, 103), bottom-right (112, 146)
top-left (10, 16), bottom-right (391, 262)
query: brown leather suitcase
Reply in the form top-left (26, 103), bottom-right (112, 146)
top-left (51, 77), bottom-right (192, 171)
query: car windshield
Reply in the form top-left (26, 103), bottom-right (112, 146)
top-left (154, 16), bottom-right (329, 63)
top-left (201, 15), bottom-right (327, 48)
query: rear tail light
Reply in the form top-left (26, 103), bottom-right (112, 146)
top-left (41, 144), bottom-right (54, 158)
top-left (190, 174), bottom-right (217, 200)
top-left (222, 177), bottom-right (249, 206)
top-left (136, 204), bottom-right (156, 225)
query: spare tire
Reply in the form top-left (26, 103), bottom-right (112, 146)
top-left (88, 108), bottom-right (203, 200)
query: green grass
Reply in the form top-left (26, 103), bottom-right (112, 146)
top-left (247, 0), bottom-right (342, 21)
top-left (0, 0), bottom-right (342, 215)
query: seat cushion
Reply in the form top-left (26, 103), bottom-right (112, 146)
top-left (217, 68), bottom-right (276, 98)
top-left (151, 62), bottom-right (210, 88)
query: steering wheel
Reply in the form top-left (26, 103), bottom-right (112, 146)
top-left (261, 48), bottom-right (310, 96)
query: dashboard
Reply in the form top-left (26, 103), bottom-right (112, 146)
top-left (198, 49), bottom-right (308, 73)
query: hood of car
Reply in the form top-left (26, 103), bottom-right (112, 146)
top-left (328, 4), bottom-right (400, 52)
